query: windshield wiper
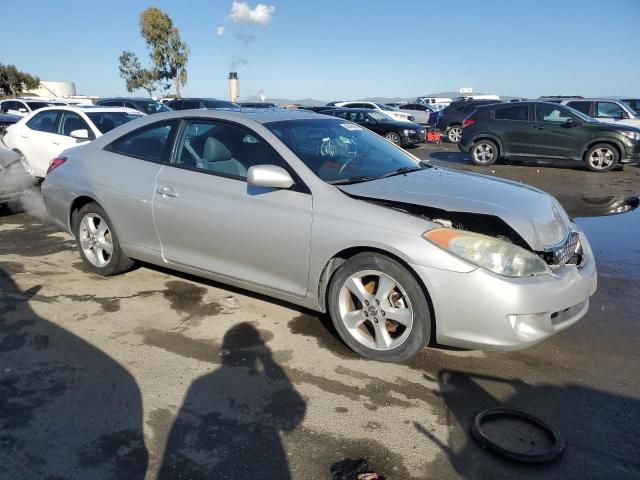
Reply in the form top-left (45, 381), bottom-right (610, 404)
top-left (329, 175), bottom-right (380, 185)
top-left (329, 162), bottom-right (431, 185)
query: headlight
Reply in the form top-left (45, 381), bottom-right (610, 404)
top-left (423, 228), bottom-right (551, 277)
top-left (403, 129), bottom-right (417, 136)
top-left (619, 130), bottom-right (640, 141)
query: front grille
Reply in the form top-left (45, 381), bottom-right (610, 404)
top-left (544, 231), bottom-right (580, 267)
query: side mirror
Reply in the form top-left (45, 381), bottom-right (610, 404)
top-left (619, 111), bottom-right (630, 119)
top-left (70, 129), bottom-right (90, 140)
top-left (19, 108), bottom-right (28, 113)
top-left (247, 164), bottom-right (294, 189)
top-left (565, 118), bottom-right (579, 127)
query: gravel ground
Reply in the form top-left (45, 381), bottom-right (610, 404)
top-left (1, 144), bottom-right (639, 479)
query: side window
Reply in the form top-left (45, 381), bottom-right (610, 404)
top-left (402, 105), bottom-right (414, 110)
top-left (60, 112), bottom-right (92, 137)
top-left (167, 100), bottom-right (182, 110)
top-left (535, 105), bottom-right (573, 123)
top-left (595, 102), bottom-right (624, 118)
top-left (182, 100), bottom-right (201, 109)
top-left (567, 101), bottom-right (591, 115)
top-left (173, 120), bottom-right (285, 179)
top-left (106, 120), bottom-right (178, 163)
top-left (124, 102), bottom-right (138, 110)
top-left (494, 105), bottom-right (529, 121)
top-left (26, 110), bottom-right (60, 133)
top-left (332, 111), bottom-right (349, 119)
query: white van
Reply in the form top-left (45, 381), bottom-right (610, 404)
top-left (415, 97), bottom-right (452, 110)
top-left (453, 94), bottom-right (501, 102)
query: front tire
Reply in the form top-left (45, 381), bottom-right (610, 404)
top-left (471, 140), bottom-right (499, 166)
top-left (446, 125), bottom-right (463, 143)
top-left (74, 202), bottom-right (134, 276)
top-left (585, 143), bottom-right (619, 172)
top-left (327, 253), bottom-right (432, 362)
top-left (384, 131), bottom-right (402, 146)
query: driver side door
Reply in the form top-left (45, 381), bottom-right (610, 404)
top-left (529, 105), bottom-right (585, 159)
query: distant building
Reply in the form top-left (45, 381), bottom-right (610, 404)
top-left (27, 80), bottom-right (77, 98)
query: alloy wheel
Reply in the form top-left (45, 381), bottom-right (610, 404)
top-left (385, 132), bottom-right (401, 145)
top-left (79, 213), bottom-right (113, 267)
top-left (589, 147), bottom-right (614, 170)
top-left (473, 143), bottom-right (495, 164)
top-left (338, 270), bottom-right (414, 351)
top-left (448, 127), bottom-right (463, 143)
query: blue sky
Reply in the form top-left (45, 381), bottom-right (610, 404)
top-left (4, 0), bottom-right (640, 101)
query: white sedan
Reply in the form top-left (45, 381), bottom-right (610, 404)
top-left (2, 106), bottom-right (143, 178)
top-left (334, 101), bottom-right (415, 122)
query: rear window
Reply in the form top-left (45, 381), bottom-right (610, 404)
top-left (86, 112), bottom-right (143, 133)
top-left (25, 102), bottom-right (51, 111)
top-left (140, 102), bottom-right (171, 114)
top-left (566, 101), bottom-right (591, 115)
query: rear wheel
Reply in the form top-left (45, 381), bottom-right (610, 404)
top-left (446, 125), bottom-right (463, 143)
top-left (585, 143), bottom-right (618, 172)
top-left (471, 140), bottom-right (499, 166)
top-left (327, 253), bottom-right (431, 362)
top-left (74, 202), bottom-right (134, 276)
top-left (384, 131), bottom-right (402, 146)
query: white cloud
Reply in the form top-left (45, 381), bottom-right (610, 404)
top-left (230, 1), bottom-right (276, 26)
top-left (216, 26), bottom-right (226, 36)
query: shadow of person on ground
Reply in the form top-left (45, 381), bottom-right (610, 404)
top-left (0, 267), bottom-right (148, 479)
top-left (415, 369), bottom-right (640, 478)
top-left (158, 323), bottom-right (306, 479)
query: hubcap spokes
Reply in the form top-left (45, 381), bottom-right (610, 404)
top-left (450, 128), bottom-right (462, 142)
top-left (339, 270), bottom-right (414, 351)
top-left (591, 148), bottom-right (613, 169)
top-left (79, 214), bottom-right (113, 267)
top-left (474, 144), bottom-right (493, 162)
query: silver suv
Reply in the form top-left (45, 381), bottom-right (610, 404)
top-left (550, 98), bottom-right (640, 129)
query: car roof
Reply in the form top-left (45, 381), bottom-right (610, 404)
top-left (34, 105), bottom-right (144, 115)
top-left (119, 108), bottom-right (329, 124)
top-left (97, 97), bottom-right (158, 102)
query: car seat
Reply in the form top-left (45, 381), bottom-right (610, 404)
top-left (202, 137), bottom-right (247, 177)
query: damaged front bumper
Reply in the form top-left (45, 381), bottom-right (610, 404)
top-left (411, 228), bottom-right (597, 351)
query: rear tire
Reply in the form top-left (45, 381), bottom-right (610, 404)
top-left (584, 143), bottom-right (619, 172)
top-left (74, 202), bottom-right (134, 276)
top-left (470, 140), bottom-right (499, 166)
top-left (327, 253), bottom-right (431, 362)
top-left (446, 125), bottom-right (463, 143)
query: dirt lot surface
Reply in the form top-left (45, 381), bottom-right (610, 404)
top-left (1, 144), bottom-right (639, 479)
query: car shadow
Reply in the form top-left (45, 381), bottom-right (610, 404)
top-left (0, 267), bottom-right (148, 479)
top-left (428, 151), bottom-right (596, 171)
top-left (414, 369), bottom-right (640, 478)
top-left (157, 322), bottom-right (306, 479)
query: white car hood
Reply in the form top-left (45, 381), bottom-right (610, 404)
top-left (339, 167), bottom-right (571, 251)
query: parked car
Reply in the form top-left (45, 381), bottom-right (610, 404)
top-left (436, 100), bottom-right (502, 143)
top-left (415, 97), bottom-right (452, 110)
top-left (166, 98), bottom-right (238, 110)
top-left (322, 107), bottom-right (425, 146)
top-left (458, 101), bottom-right (640, 172)
top-left (385, 102), bottom-right (408, 108)
top-left (0, 98), bottom-right (52, 116)
top-left (239, 102), bottom-right (277, 109)
top-left (41, 109), bottom-right (597, 361)
top-left (334, 101), bottom-right (414, 122)
top-left (398, 103), bottom-right (438, 125)
top-left (621, 99), bottom-right (640, 115)
top-left (0, 112), bottom-right (21, 134)
top-left (453, 94), bottom-right (501, 102)
top-left (551, 98), bottom-right (640, 129)
top-left (2, 106), bottom-right (143, 178)
top-left (0, 145), bottom-right (34, 206)
top-left (96, 97), bottom-right (171, 115)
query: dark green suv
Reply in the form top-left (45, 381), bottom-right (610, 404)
top-left (458, 101), bottom-right (640, 172)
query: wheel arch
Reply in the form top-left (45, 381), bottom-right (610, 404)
top-left (581, 138), bottom-right (624, 162)
top-left (316, 246), bottom-right (437, 344)
top-left (69, 195), bottom-right (100, 232)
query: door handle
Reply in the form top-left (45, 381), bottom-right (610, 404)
top-left (156, 186), bottom-right (178, 197)
top-left (533, 125), bottom-right (545, 130)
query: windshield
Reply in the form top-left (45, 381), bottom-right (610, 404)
top-left (367, 111), bottom-right (390, 121)
top-left (86, 112), bottom-right (143, 133)
top-left (622, 99), bottom-right (640, 115)
top-left (376, 103), bottom-right (396, 111)
top-left (142, 102), bottom-right (171, 114)
top-left (563, 105), bottom-right (599, 123)
top-left (265, 118), bottom-right (426, 184)
top-left (25, 102), bottom-right (51, 111)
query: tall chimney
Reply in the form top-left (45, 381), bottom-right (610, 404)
top-left (229, 72), bottom-right (239, 103)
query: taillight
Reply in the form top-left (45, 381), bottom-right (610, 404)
top-left (46, 156), bottom-right (67, 175)
top-left (462, 118), bottom-right (475, 128)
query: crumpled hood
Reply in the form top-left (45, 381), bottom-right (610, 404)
top-left (339, 167), bottom-right (571, 251)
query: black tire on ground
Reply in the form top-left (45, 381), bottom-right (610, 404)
top-left (384, 131), bottom-right (402, 146)
top-left (327, 252), bottom-right (432, 362)
top-left (584, 143), bottom-right (619, 173)
top-left (470, 139), bottom-right (499, 166)
top-left (74, 202), bottom-right (135, 276)
top-left (446, 125), bottom-right (463, 143)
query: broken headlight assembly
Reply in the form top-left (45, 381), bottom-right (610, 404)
top-left (423, 228), bottom-right (551, 278)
